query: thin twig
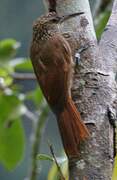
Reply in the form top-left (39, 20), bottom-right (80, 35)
top-left (11, 72), bottom-right (36, 80)
top-left (28, 105), bottom-right (49, 180)
top-left (49, 143), bottom-right (66, 180)
top-left (25, 109), bottom-right (38, 122)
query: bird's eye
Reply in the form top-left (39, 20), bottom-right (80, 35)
top-left (50, 17), bottom-right (60, 23)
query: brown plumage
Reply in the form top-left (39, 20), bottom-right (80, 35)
top-left (30, 12), bottom-right (89, 158)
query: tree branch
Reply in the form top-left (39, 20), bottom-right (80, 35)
top-left (99, 0), bottom-right (117, 129)
top-left (11, 72), bottom-right (36, 80)
top-left (49, 143), bottom-right (65, 180)
top-left (27, 105), bottom-right (49, 180)
top-left (44, 0), bottom-right (116, 179)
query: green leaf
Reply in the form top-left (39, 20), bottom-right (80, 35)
top-left (112, 124), bottom-right (117, 180)
top-left (95, 11), bottom-right (110, 39)
top-left (0, 68), bottom-right (13, 86)
top-left (0, 39), bottom-right (20, 61)
top-left (48, 156), bottom-right (68, 180)
top-left (0, 93), bottom-right (22, 122)
top-left (37, 153), bottom-right (67, 164)
top-left (112, 155), bottom-right (117, 180)
top-left (0, 93), bottom-right (25, 170)
top-left (14, 58), bottom-right (33, 71)
top-left (37, 154), bottom-right (54, 162)
top-left (48, 163), bottom-right (58, 180)
top-left (0, 118), bottom-right (25, 170)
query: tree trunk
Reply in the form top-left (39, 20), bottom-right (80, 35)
top-left (44, 0), bottom-right (117, 179)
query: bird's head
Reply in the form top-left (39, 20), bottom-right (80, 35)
top-left (32, 11), bottom-right (84, 42)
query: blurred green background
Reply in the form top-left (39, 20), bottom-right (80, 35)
top-left (0, 0), bottom-right (111, 179)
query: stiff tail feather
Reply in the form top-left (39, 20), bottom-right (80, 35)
top-left (57, 97), bottom-right (90, 158)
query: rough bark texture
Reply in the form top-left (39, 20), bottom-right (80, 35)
top-left (44, 0), bottom-right (117, 179)
top-left (99, 0), bottom-right (117, 158)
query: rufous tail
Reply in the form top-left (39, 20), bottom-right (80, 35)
top-left (57, 97), bottom-right (90, 158)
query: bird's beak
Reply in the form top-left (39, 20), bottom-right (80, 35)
top-left (59, 12), bottom-right (84, 24)
top-left (48, 12), bottom-right (84, 24)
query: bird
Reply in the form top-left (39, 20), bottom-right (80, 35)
top-left (30, 12), bottom-right (90, 158)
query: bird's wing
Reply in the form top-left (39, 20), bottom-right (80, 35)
top-left (31, 35), bottom-right (73, 114)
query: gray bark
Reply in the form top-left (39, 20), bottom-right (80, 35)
top-left (45, 0), bottom-right (117, 179)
